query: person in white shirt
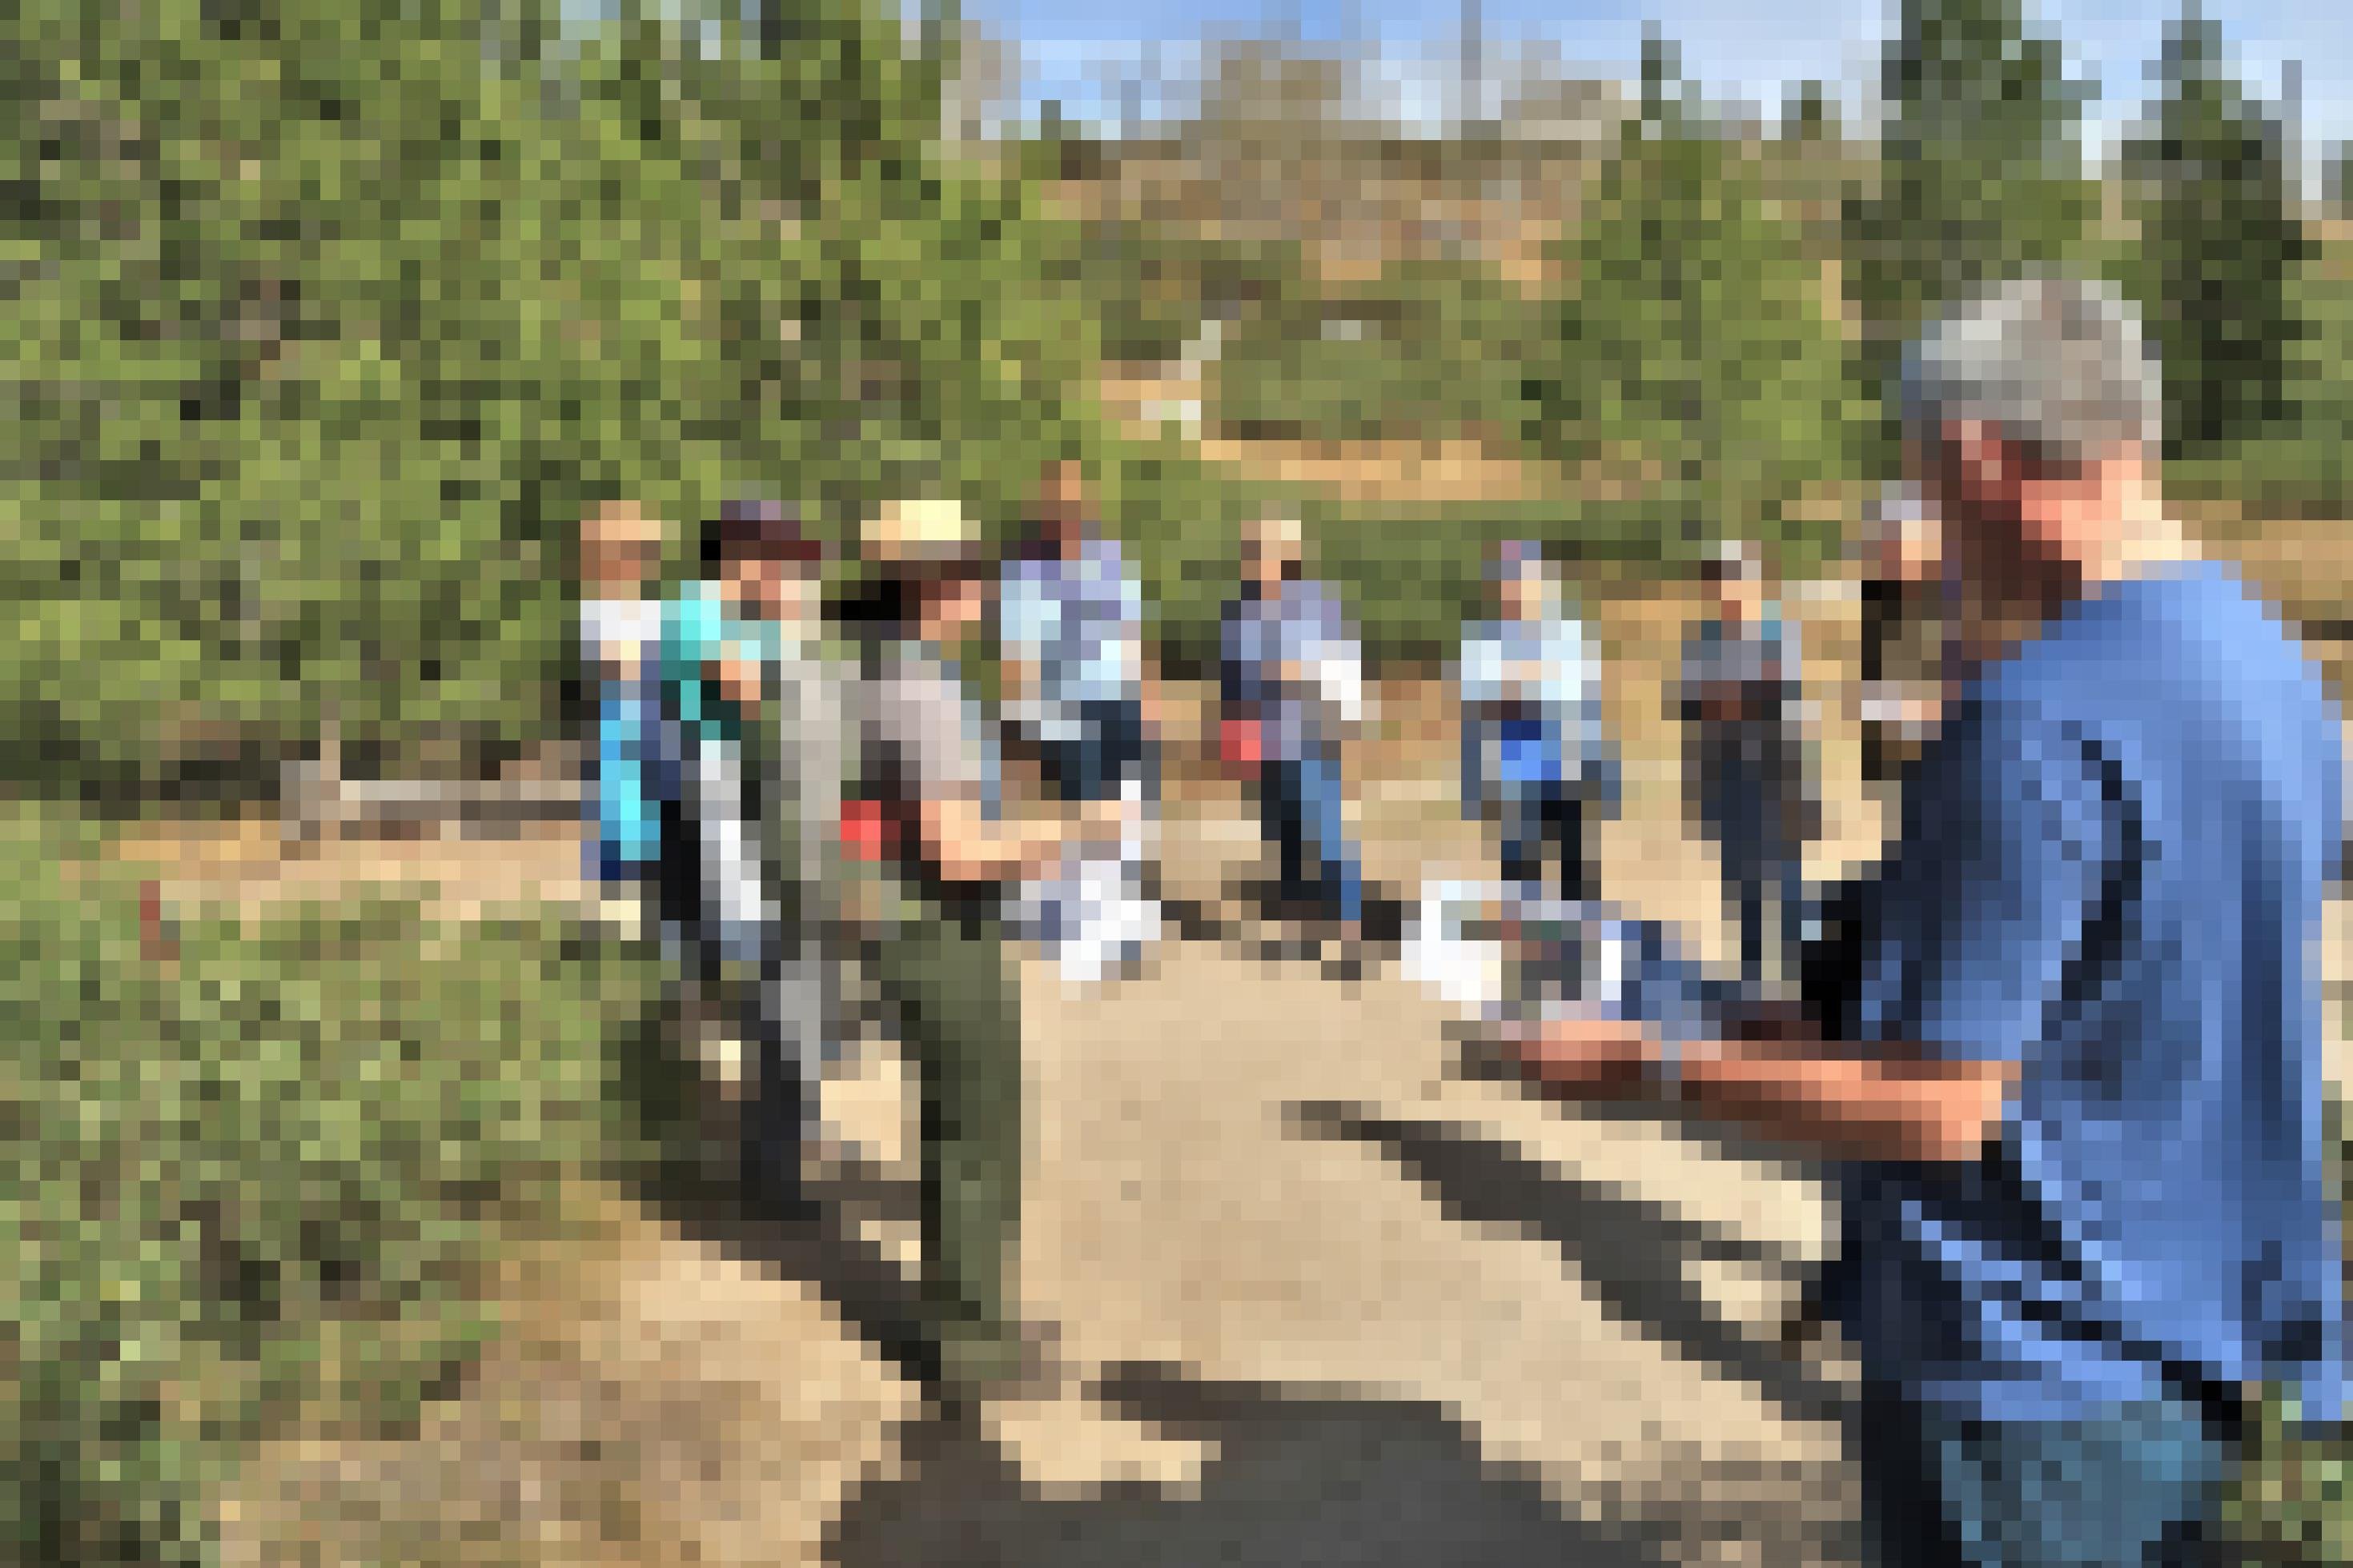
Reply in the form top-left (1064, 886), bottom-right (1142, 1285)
top-left (577, 501), bottom-right (669, 937)
top-left (1000, 462), bottom-right (1160, 981)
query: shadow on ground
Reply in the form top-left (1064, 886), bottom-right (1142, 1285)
top-left (606, 981), bottom-right (946, 1390)
top-left (1289, 1099), bottom-right (1853, 1431)
top-left (829, 1362), bottom-right (1684, 1568)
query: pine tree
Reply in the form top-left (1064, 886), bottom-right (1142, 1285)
top-left (1844, 0), bottom-right (2100, 398)
top-left (2120, 6), bottom-right (2308, 454)
top-left (0, 0), bottom-right (1107, 796)
top-left (1541, 34), bottom-right (1857, 563)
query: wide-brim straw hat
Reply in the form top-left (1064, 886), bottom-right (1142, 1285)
top-left (865, 498), bottom-right (985, 572)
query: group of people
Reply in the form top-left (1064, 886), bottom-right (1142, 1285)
top-left (1219, 512), bottom-right (1820, 996)
top-left (571, 459), bottom-right (1875, 1422)
top-left (580, 475), bottom-right (1136, 1410)
top-left (577, 267), bottom-right (2350, 1568)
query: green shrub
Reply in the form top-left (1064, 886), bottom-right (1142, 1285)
top-left (0, 807), bottom-right (656, 1565)
top-left (2221, 1088), bottom-right (2353, 1565)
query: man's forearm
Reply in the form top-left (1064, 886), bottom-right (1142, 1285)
top-left (1510, 1017), bottom-right (2014, 1165)
top-left (1673, 1040), bottom-right (2011, 1165)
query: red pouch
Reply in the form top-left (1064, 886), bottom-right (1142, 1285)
top-left (841, 798), bottom-right (894, 863)
top-left (1220, 716), bottom-right (1263, 773)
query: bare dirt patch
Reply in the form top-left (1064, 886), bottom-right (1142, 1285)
top-left (1196, 437), bottom-right (1540, 505)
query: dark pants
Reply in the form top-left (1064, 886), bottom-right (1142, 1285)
top-left (1498, 784), bottom-right (1598, 903)
top-left (1700, 767), bottom-right (1808, 989)
top-left (1854, 1381), bottom-right (2237, 1568)
top-left (1259, 752), bottom-right (1362, 928)
top-left (740, 956), bottom-right (825, 1221)
top-left (657, 768), bottom-right (819, 1221)
top-left (1038, 699), bottom-right (1152, 805)
top-left (873, 910), bottom-right (1026, 1391)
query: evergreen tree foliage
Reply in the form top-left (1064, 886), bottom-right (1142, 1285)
top-left (1844, 0), bottom-right (2100, 405)
top-left (1536, 34), bottom-right (1859, 566)
top-left (2120, 7), bottom-right (2308, 455)
top-left (0, 0), bottom-right (1106, 799)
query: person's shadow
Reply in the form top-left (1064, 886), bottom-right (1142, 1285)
top-left (1285, 1099), bottom-right (1853, 1430)
top-left (821, 1097), bottom-right (1858, 1568)
top-left (827, 1361), bottom-right (1685, 1568)
top-left (608, 929), bottom-right (1861, 1566)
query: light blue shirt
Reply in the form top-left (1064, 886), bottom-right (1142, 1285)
top-left (1459, 616), bottom-right (1602, 800)
top-left (1221, 579), bottom-right (1359, 765)
top-left (1002, 538), bottom-right (1142, 738)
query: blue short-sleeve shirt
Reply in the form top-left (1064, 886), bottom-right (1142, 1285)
top-left (1833, 561), bottom-right (2347, 1428)
top-left (1221, 579), bottom-right (1359, 766)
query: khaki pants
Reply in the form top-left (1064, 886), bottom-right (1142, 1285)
top-left (873, 910), bottom-right (1026, 1388)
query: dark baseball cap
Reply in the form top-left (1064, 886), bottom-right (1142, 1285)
top-left (706, 499), bottom-right (825, 566)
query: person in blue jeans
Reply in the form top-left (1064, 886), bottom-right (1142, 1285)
top-left (1494, 272), bottom-right (2346, 1567)
top-left (1001, 461), bottom-right (1154, 810)
top-left (1222, 514), bottom-right (1365, 936)
top-left (1460, 540), bottom-right (1616, 903)
top-left (1679, 538), bottom-right (1819, 993)
top-left (1001, 461), bottom-right (1161, 979)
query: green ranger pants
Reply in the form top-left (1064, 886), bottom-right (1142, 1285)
top-left (873, 908), bottom-right (1026, 1389)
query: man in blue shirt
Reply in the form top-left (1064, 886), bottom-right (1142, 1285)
top-left (1459, 540), bottom-right (1616, 902)
top-left (1222, 513), bottom-right (1367, 939)
top-left (1496, 272), bottom-right (2346, 1566)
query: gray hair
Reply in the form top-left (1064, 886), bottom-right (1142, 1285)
top-left (1702, 537), bottom-right (1762, 583)
top-left (1898, 272), bottom-right (2163, 463)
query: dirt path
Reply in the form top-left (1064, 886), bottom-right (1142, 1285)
top-left (179, 607), bottom-right (1877, 1566)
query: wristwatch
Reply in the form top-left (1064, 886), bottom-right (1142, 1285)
top-left (1650, 1034), bottom-right (1687, 1101)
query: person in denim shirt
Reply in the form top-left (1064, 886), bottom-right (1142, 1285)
top-left (1221, 514), bottom-right (1367, 938)
top-left (846, 498), bottom-right (1126, 1418)
top-left (1001, 462), bottom-right (1159, 980)
top-left (1460, 540), bottom-right (1616, 903)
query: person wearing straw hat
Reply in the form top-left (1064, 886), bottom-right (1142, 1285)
top-left (843, 497), bottom-right (1124, 1413)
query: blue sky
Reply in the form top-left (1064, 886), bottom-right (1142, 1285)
top-left (962, 0), bottom-right (2352, 166)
